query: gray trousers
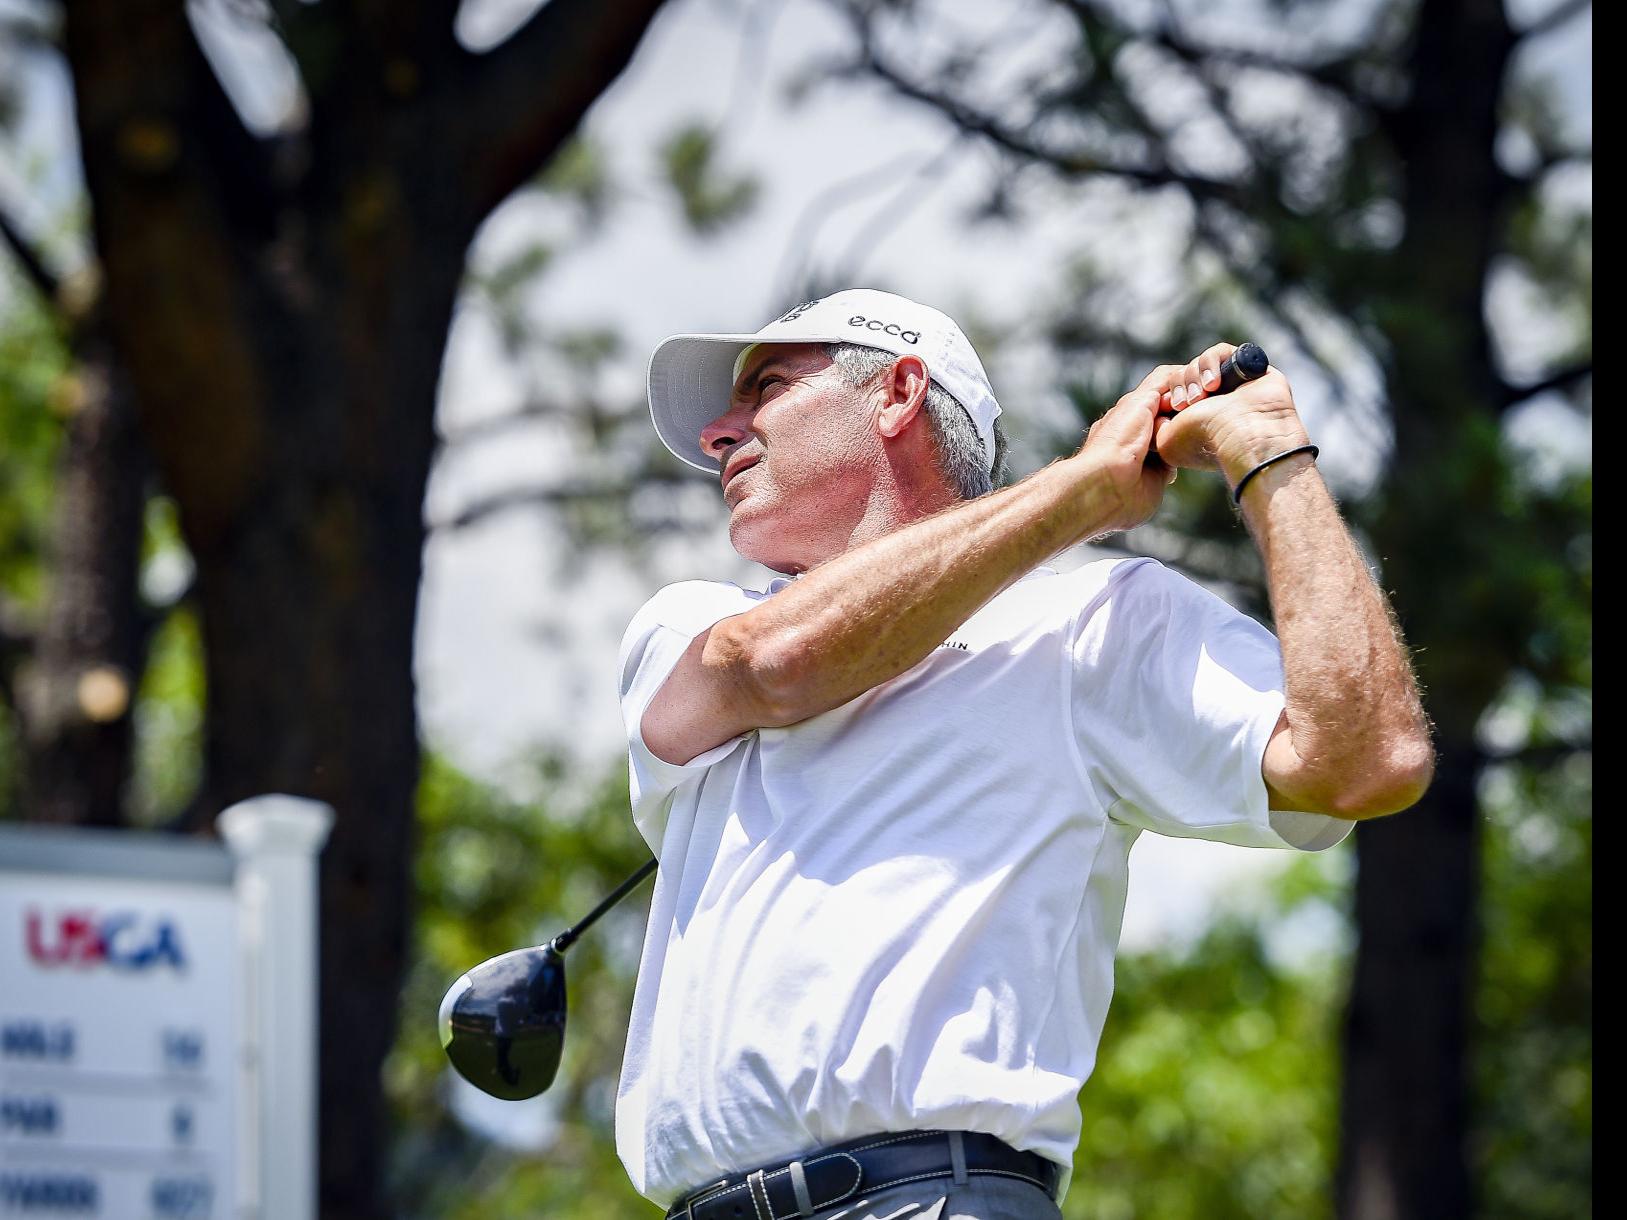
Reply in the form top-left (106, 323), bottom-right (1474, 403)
top-left (808, 1174), bottom-right (1064, 1220)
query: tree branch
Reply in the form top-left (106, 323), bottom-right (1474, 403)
top-left (434, 396), bottom-right (653, 449)
top-left (0, 203), bottom-right (60, 306)
top-left (832, 1), bottom-right (1249, 209)
top-left (63, 0), bottom-right (281, 551)
top-left (451, 0), bottom-right (670, 225)
top-left (770, 151), bottom-right (940, 308)
top-left (1144, 0), bottom-right (1273, 179)
top-left (434, 401), bottom-right (577, 448)
top-left (1500, 362), bottom-right (1591, 410)
top-left (1096, 0), bottom-right (1358, 97)
top-left (1479, 738), bottom-right (1591, 768)
top-left (428, 472), bottom-right (700, 533)
top-left (65, 0), bottom-right (275, 240)
top-left (1187, 207), bottom-right (1392, 453)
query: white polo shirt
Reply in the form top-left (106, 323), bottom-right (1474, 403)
top-left (613, 557), bottom-right (1351, 1208)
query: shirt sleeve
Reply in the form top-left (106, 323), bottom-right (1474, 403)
top-left (1068, 559), bottom-right (1353, 852)
top-left (618, 580), bottom-right (762, 848)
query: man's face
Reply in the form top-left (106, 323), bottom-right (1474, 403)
top-left (698, 342), bottom-right (878, 573)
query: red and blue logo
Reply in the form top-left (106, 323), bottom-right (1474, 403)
top-left (24, 909), bottom-right (186, 971)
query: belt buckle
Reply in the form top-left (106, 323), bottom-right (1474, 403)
top-left (678, 1177), bottom-right (732, 1220)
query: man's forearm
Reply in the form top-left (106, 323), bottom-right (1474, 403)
top-left (1240, 455), bottom-right (1434, 814)
top-left (732, 456), bottom-right (1113, 724)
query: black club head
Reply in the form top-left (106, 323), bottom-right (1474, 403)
top-left (438, 942), bottom-right (567, 1100)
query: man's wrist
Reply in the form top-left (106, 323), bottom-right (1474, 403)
top-left (1232, 448), bottom-right (1319, 508)
top-left (1056, 451), bottom-right (1140, 539)
top-left (1217, 432), bottom-right (1314, 490)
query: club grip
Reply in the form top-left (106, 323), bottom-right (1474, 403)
top-left (1215, 342), bottom-right (1269, 394)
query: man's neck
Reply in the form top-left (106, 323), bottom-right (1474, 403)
top-left (780, 481), bottom-right (959, 575)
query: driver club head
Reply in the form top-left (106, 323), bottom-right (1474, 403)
top-left (438, 942), bottom-right (567, 1100)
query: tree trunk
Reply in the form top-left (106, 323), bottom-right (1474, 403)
top-left (16, 331), bottom-right (147, 827)
top-left (1338, 746), bottom-right (1480, 1219)
top-left (61, 8), bottom-right (463, 1213)
top-left (1336, 0), bottom-right (1516, 1215)
top-left (191, 233), bottom-right (466, 1215)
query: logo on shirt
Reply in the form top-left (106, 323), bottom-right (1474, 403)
top-left (937, 639), bottom-right (970, 652)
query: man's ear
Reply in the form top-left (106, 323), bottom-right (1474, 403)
top-left (875, 355), bottom-right (929, 439)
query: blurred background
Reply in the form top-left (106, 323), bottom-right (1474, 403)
top-left (0, 0), bottom-right (1590, 1216)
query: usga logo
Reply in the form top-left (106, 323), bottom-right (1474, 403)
top-left (24, 909), bottom-right (186, 971)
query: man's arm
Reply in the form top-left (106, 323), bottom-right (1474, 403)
top-left (645, 349), bottom-right (1434, 824)
top-left (641, 370), bottom-right (1179, 767)
top-left (1156, 346), bottom-right (1435, 819)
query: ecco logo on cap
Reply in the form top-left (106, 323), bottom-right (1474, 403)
top-left (847, 315), bottom-right (921, 344)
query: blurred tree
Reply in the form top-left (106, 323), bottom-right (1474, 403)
top-left (818, 0), bottom-right (1591, 1215)
top-left (1069, 854), bottom-right (1350, 1220)
top-left (0, 37), bottom-right (157, 827)
top-left (1, 1), bottom-right (675, 1213)
top-left (1470, 744), bottom-right (1590, 1214)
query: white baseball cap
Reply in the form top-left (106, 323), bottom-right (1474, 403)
top-left (647, 288), bottom-right (1002, 475)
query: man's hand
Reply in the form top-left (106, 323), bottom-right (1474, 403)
top-left (1148, 343), bottom-right (1312, 490)
top-left (1074, 365), bottom-right (1183, 534)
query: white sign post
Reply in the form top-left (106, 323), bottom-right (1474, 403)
top-left (0, 797), bottom-right (331, 1220)
top-left (219, 797), bottom-right (331, 1220)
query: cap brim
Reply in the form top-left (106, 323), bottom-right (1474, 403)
top-left (647, 334), bottom-right (846, 472)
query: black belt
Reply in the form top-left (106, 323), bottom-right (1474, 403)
top-left (665, 1129), bottom-right (1062, 1220)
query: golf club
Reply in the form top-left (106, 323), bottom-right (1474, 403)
top-left (438, 856), bottom-right (657, 1100)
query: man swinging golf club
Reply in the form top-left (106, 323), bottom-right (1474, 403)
top-left (617, 289), bottom-right (1433, 1219)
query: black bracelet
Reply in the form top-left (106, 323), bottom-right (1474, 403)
top-left (1230, 444), bottom-right (1319, 506)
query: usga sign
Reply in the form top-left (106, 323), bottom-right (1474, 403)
top-left (24, 908), bottom-right (187, 970)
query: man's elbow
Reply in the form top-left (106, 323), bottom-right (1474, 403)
top-left (1325, 736), bottom-right (1437, 820)
top-left (714, 615), bottom-right (813, 729)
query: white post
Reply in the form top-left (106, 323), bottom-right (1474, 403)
top-left (219, 795), bottom-right (334, 1220)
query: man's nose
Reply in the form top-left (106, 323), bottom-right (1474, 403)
top-left (698, 408), bottom-right (749, 461)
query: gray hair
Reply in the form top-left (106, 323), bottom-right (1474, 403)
top-left (823, 342), bottom-right (1007, 499)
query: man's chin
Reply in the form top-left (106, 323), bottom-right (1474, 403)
top-left (727, 507), bottom-right (802, 574)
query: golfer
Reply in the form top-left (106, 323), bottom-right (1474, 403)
top-left (616, 289), bottom-right (1432, 1220)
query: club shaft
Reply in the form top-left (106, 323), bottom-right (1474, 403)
top-left (551, 856), bottom-right (658, 954)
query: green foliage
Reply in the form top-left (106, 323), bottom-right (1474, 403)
top-left (0, 279), bottom-right (68, 610)
top-left (0, 269), bottom-right (204, 824)
top-left (1473, 751), bottom-right (1592, 1216)
top-left (387, 753), bottom-right (661, 1219)
top-left (0, 278), bottom-right (69, 817)
top-left (1066, 855), bottom-right (1346, 1219)
top-left (659, 123), bottom-right (760, 237)
top-left (127, 593), bottom-right (204, 827)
